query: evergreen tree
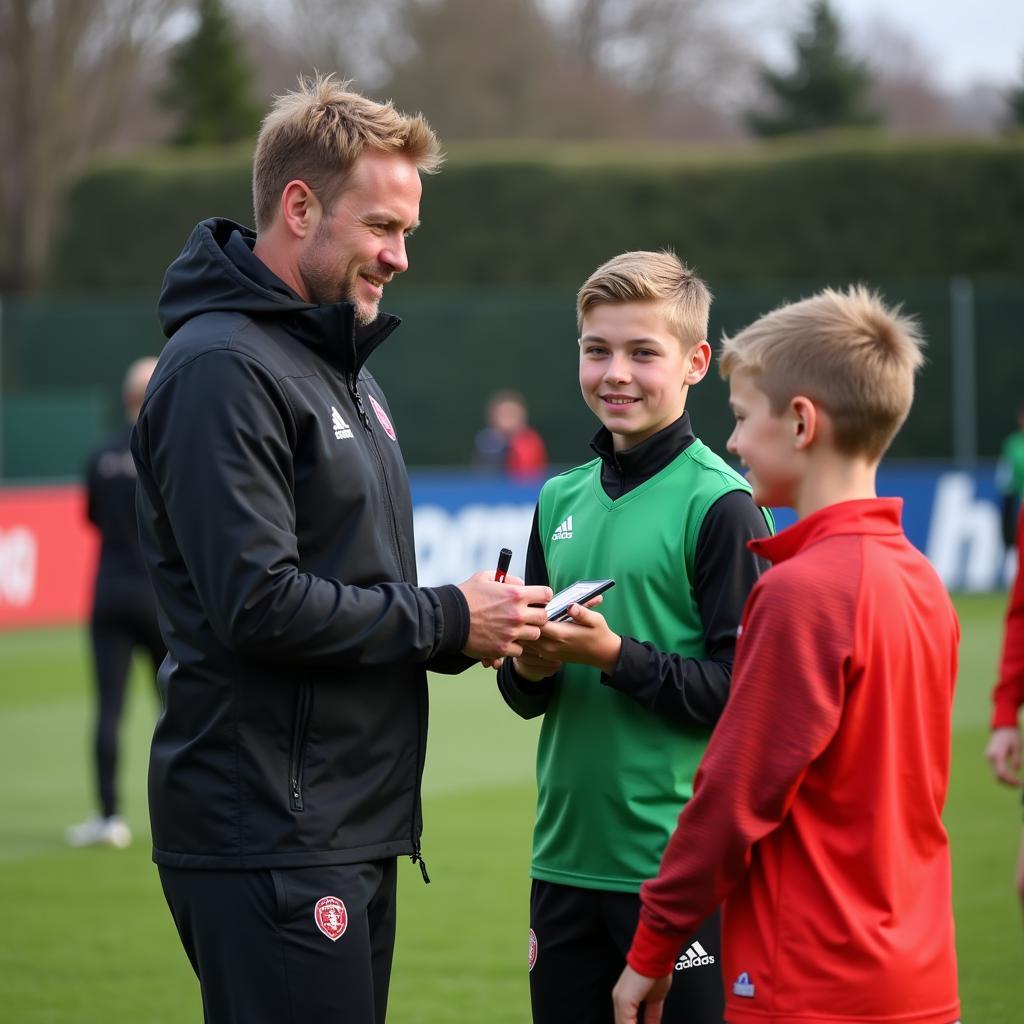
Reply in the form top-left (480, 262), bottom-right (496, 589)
top-left (748, 0), bottom-right (880, 137)
top-left (1009, 55), bottom-right (1024, 128)
top-left (162, 0), bottom-right (260, 145)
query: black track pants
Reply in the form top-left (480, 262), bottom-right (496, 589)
top-left (159, 859), bottom-right (397, 1024)
top-left (89, 595), bottom-right (164, 817)
top-left (529, 879), bottom-right (724, 1024)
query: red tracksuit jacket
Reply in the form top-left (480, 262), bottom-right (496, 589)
top-left (629, 499), bottom-right (960, 1024)
top-left (992, 504), bottom-right (1024, 729)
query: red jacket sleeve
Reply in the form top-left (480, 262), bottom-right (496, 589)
top-left (628, 561), bottom-right (852, 977)
top-left (992, 509), bottom-right (1024, 729)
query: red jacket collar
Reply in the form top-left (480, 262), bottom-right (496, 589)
top-left (750, 497), bottom-right (904, 566)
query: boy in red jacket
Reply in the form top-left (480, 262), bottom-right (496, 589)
top-left (985, 502), bottom-right (1024, 919)
top-left (614, 287), bottom-right (961, 1024)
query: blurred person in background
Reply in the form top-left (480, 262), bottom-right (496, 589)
top-left (66, 357), bottom-right (164, 850)
top-left (997, 404), bottom-right (1024, 549)
top-left (985, 501), bottom-right (1024, 921)
top-left (473, 388), bottom-right (548, 479)
top-left (132, 76), bottom-right (550, 1024)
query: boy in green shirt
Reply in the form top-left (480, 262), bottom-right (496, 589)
top-left (498, 250), bottom-right (771, 1023)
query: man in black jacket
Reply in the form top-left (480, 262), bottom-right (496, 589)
top-left (133, 76), bottom-right (551, 1024)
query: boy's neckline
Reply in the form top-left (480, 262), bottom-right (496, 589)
top-left (750, 497), bottom-right (903, 565)
top-left (591, 411), bottom-right (694, 472)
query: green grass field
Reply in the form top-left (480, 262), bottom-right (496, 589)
top-left (1, 595), bottom-right (1021, 1022)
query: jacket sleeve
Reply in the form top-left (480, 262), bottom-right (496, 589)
top-left (992, 505), bottom-right (1024, 728)
top-left (425, 649), bottom-right (477, 675)
top-left (133, 347), bottom-right (467, 667)
top-left (601, 490), bottom-right (771, 728)
top-left (626, 565), bottom-right (851, 977)
top-left (497, 505), bottom-right (558, 718)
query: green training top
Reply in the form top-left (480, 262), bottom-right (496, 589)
top-left (531, 439), bottom-right (756, 893)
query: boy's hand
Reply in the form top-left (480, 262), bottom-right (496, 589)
top-left (985, 726), bottom-right (1022, 786)
top-left (522, 601), bottom-right (621, 675)
top-left (512, 651), bottom-right (562, 682)
top-left (612, 965), bottom-right (671, 1024)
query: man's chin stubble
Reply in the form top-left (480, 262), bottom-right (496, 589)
top-left (355, 303), bottom-right (378, 326)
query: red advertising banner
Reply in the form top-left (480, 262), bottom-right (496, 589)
top-left (0, 485), bottom-right (97, 629)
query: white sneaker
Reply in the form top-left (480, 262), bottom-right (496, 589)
top-left (65, 815), bottom-right (132, 849)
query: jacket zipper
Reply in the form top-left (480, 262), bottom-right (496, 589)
top-left (410, 673), bottom-right (430, 884)
top-left (348, 372), bottom-right (428, 881)
top-left (289, 681), bottom-right (313, 811)
top-left (411, 842), bottom-right (431, 884)
top-left (346, 375), bottom-right (371, 429)
top-left (349, 373), bottom-right (407, 578)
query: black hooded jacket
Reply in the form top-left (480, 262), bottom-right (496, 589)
top-left (133, 218), bottom-right (470, 870)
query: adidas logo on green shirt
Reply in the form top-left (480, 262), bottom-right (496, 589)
top-left (551, 515), bottom-right (573, 540)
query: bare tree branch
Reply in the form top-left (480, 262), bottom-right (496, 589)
top-left (240, 0), bottom-right (409, 88)
top-left (545, 0), bottom-right (780, 106)
top-left (0, 0), bottom-right (186, 290)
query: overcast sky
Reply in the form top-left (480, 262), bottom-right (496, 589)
top-left (828, 0), bottom-right (1023, 88)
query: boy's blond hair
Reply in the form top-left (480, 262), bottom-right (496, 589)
top-left (576, 250), bottom-right (712, 348)
top-left (252, 74), bottom-right (443, 232)
top-left (719, 286), bottom-right (925, 460)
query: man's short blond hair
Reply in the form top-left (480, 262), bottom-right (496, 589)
top-left (719, 286), bottom-right (925, 460)
top-left (252, 74), bottom-right (443, 232)
top-left (576, 250), bottom-right (712, 348)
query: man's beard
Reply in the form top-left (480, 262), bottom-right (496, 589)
top-left (351, 287), bottom-right (379, 326)
top-left (301, 264), bottom-right (378, 325)
top-left (298, 228), bottom-right (379, 324)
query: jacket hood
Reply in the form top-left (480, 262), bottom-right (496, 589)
top-left (157, 218), bottom-right (400, 372)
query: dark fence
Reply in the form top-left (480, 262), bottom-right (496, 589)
top-left (1, 277), bottom-right (1022, 480)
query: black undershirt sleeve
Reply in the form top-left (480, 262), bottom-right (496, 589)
top-left (496, 506), bottom-right (558, 719)
top-left (601, 489), bottom-right (771, 728)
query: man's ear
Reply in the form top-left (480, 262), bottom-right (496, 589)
top-left (279, 180), bottom-right (321, 239)
top-left (684, 340), bottom-right (712, 386)
top-left (790, 395), bottom-right (818, 450)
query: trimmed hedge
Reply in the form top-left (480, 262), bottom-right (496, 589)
top-left (33, 137), bottom-right (1023, 474)
top-left (52, 136), bottom-right (1024, 289)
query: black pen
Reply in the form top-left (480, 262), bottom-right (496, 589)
top-left (495, 547), bottom-right (512, 584)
